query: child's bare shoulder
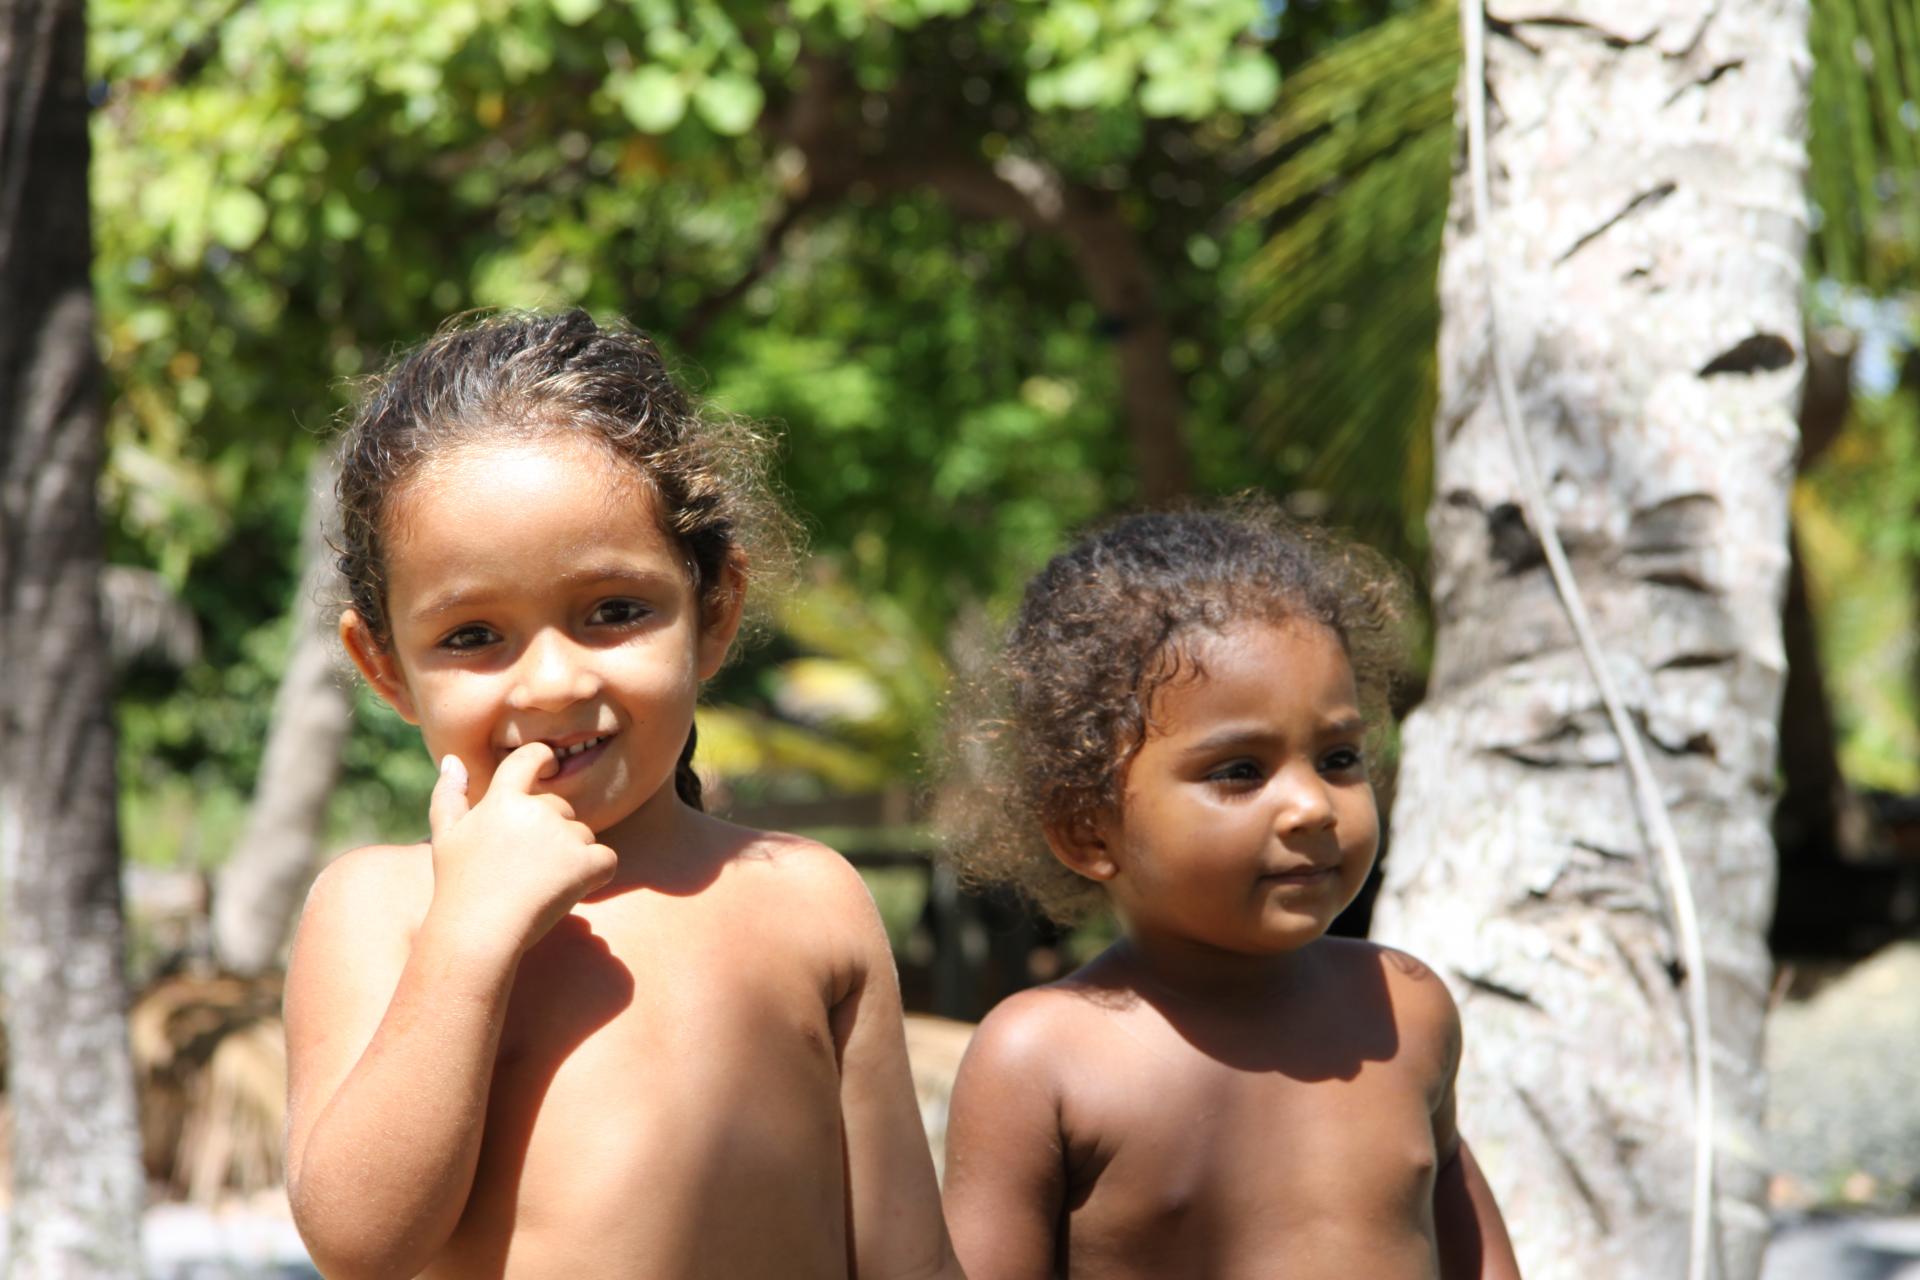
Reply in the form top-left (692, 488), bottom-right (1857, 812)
top-left (284, 845), bottom-right (435, 1047)
top-left (958, 979), bottom-right (1112, 1088)
top-left (709, 822), bottom-right (891, 943)
top-left (1321, 937), bottom-right (1461, 1063)
top-left (297, 842), bottom-right (434, 945)
top-left (725, 824), bottom-right (870, 898)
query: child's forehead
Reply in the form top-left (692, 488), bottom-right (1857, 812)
top-left (381, 436), bottom-right (676, 584)
top-left (1140, 617), bottom-right (1356, 725)
top-left (416, 432), bottom-right (639, 492)
top-left (1150, 615), bottom-right (1345, 677)
top-left (393, 436), bottom-right (652, 524)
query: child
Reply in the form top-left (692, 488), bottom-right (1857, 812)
top-left (939, 504), bottom-right (1520, 1280)
top-left (282, 311), bottom-right (959, 1280)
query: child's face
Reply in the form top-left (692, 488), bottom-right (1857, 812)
top-left (342, 435), bottom-right (738, 836)
top-left (1084, 618), bottom-right (1379, 956)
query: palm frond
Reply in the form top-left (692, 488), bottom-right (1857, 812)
top-left (1810, 0), bottom-right (1920, 292)
top-left (1231, 3), bottom-right (1457, 566)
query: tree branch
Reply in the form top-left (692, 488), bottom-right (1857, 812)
top-left (171, 0), bottom-right (257, 88)
top-left (847, 146), bottom-right (1195, 500)
top-left (675, 193), bottom-right (822, 352)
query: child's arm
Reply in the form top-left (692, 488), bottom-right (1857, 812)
top-left (1428, 995), bottom-right (1522, 1279)
top-left (825, 859), bottom-right (964, 1280)
top-left (1434, 1127), bottom-right (1521, 1280)
top-left (940, 994), bottom-right (1069, 1280)
top-left (284, 747), bottom-right (616, 1280)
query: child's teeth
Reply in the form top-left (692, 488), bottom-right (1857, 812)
top-left (557, 734), bottom-right (606, 759)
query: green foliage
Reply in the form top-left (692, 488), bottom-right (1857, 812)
top-left (1234, 3), bottom-right (1454, 569)
top-left (90, 0), bottom-right (1293, 862)
top-left (1798, 383), bottom-right (1920, 792)
top-left (1809, 0), bottom-right (1920, 294)
top-left (1804, 0), bottom-right (1920, 789)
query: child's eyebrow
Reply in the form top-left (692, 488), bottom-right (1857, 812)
top-left (1181, 715), bottom-right (1368, 755)
top-left (411, 584), bottom-right (493, 622)
top-left (554, 563), bottom-right (684, 593)
top-left (410, 564), bottom-right (681, 622)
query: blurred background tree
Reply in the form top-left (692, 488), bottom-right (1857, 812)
top-left (1, 0), bottom-right (147, 1270)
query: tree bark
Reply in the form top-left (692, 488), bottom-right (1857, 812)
top-left (211, 460), bottom-right (352, 975)
top-left (0, 0), bottom-right (147, 1273)
top-left (1371, 5), bottom-right (1808, 1278)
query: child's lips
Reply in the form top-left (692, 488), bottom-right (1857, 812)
top-left (1261, 864), bottom-right (1337, 885)
top-left (538, 731), bottom-right (616, 779)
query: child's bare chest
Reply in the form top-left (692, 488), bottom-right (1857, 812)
top-left (1060, 1032), bottom-right (1443, 1279)
top-left (448, 890), bottom-right (849, 1274)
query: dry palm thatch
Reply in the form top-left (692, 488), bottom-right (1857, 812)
top-left (128, 972), bottom-right (286, 1203)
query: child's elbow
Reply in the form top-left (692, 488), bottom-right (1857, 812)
top-left (874, 1243), bottom-right (966, 1280)
top-left (289, 1178), bottom-right (442, 1280)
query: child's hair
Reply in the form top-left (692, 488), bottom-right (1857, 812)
top-left (941, 497), bottom-right (1410, 924)
top-left (333, 309), bottom-right (794, 811)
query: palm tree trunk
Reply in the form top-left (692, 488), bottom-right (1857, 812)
top-left (1372, 5), bottom-right (1808, 1278)
top-left (0, 0), bottom-right (146, 1273)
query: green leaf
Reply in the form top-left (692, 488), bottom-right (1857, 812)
top-left (1140, 67), bottom-right (1210, 118)
top-left (614, 66), bottom-right (688, 132)
top-left (209, 188), bottom-right (268, 249)
top-left (306, 77), bottom-right (365, 119)
top-left (692, 72), bottom-right (764, 135)
top-left (1218, 50), bottom-right (1279, 113)
top-left (1040, 53), bottom-right (1130, 109)
top-left (550, 0), bottom-right (602, 25)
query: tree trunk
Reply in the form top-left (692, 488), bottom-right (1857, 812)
top-left (211, 460), bottom-right (352, 975)
top-left (1371, 5), bottom-right (1808, 1279)
top-left (0, 0), bottom-right (147, 1273)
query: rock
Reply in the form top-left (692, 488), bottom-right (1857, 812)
top-left (1768, 943), bottom-right (1920, 1206)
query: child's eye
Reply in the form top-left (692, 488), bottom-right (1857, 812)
top-left (1206, 760), bottom-right (1265, 786)
top-left (439, 624), bottom-right (498, 651)
top-left (1321, 747), bottom-right (1366, 774)
top-left (589, 598), bottom-right (652, 626)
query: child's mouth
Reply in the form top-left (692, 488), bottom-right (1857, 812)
top-left (549, 732), bottom-right (614, 778)
top-left (1262, 866), bottom-right (1336, 886)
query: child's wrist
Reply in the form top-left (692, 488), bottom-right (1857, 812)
top-left (414, 901), bottom-right (527, 977)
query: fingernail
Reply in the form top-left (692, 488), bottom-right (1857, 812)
top-left (440, 755), bottom-right (467, 783)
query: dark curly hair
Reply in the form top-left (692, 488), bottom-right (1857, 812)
top-left (333, 309), bottom-right (795, 811)
top-left (940, 497), bottom-right (1411, 923)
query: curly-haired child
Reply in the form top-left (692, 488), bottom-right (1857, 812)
top-left (939, 501), bottom-right (1520, 1280)
top-left (281, 311), bottom-right (959, 1279)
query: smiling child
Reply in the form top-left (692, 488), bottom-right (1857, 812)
top-left (281, 312), bottom-right (959, 1279)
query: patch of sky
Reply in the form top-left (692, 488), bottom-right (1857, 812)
top-left (1253, 0), bottom-right (1285, 40)
top-left (1814, 281), bottom-right (1917, 398)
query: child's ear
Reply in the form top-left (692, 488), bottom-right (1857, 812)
top-left (695, 560), bottom-right (747, 680)
top-left (1043, 812), bottom-right (1119, 884)
top-left (339, 609), bottom-right (419, 724)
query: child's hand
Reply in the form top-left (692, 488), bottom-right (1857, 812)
top-left (425, 746), bottom-right (619, 956)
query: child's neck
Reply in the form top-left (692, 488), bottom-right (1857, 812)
top-left (592, 779), bottom-right (721, 894)
top-left (1107, 928), bottom-right (1325, 1007)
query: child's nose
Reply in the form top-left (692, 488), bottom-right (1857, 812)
top-left (1274, 768), bottom-right (1336, 834)
top-left (507, 630), bottom-right (602, 711)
